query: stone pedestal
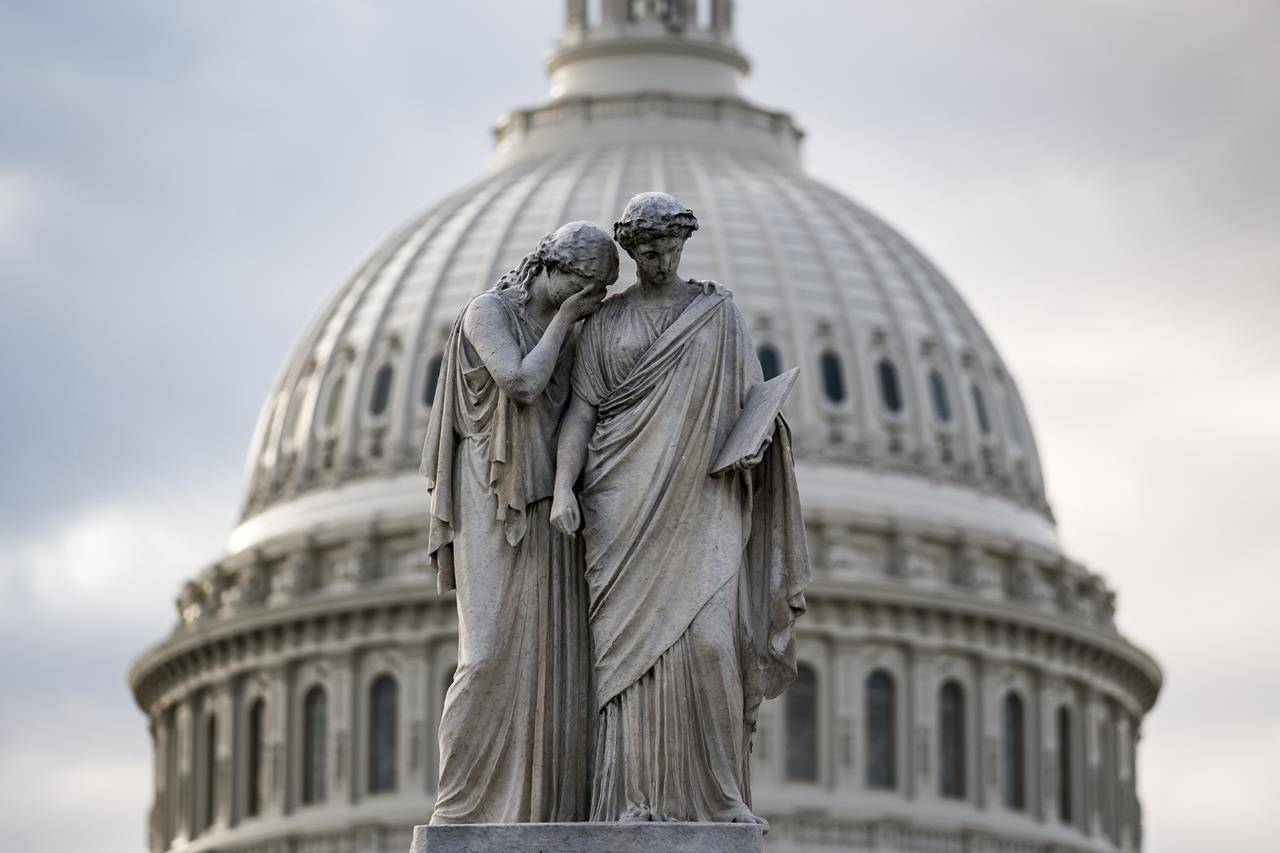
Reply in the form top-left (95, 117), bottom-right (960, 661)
top-left (411, 822), bottom-right (764, 853)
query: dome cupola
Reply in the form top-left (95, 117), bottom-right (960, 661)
top-left (552, 0), bottom-right (748, 99)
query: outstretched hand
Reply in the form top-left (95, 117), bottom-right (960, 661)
top-left (550, 487), bottom-right (581, 535)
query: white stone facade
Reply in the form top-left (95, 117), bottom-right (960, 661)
top-left (130, 3), bottom-right (1160, 851)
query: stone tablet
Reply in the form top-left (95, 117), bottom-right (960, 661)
top-left (411, 822), bottom-right (764, 853)
top-left (710, 366), bottom-right (799, 476)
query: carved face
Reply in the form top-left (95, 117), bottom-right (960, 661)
top-left (629, 235), bottom-right (685, 286)
top-left (544, 266), bottom-right (597, 305)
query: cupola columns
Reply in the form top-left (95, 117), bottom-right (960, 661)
top-left (712, 0), bottom-right (733, 34)
top-left (601, 0), bottom-right (629, 25)
top-left (550, 0), bottom-right (748, 100)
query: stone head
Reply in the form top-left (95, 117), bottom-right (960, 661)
top-left (614, 192), bottom-right (699, 286)
top-left (537, 220), bottom-right (620, 305)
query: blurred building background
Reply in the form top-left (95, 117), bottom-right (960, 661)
top-left (125, 3), bottom-right (1165, 852)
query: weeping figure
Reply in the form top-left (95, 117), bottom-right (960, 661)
top-left (422, 221), bottom-right (618, 824)
top-left (553, 193), bottom-right (810, 825)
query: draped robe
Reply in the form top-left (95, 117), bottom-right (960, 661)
top-left (571, 284), bottom-right (810, 822)
top-left (420, 287), bottom-right (591, 824)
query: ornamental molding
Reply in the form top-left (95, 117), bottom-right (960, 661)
top-left (132, 565), bottom-right (1156, 725)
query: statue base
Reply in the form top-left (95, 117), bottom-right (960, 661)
top-left (411, 821), bottom-right (764, 853)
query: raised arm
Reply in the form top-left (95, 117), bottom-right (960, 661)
top-left (550, 392), bottom-right (597, 534)
top-left (462, 287), bottom-right (602, 405)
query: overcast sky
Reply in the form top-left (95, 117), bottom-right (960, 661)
top-left (1, 1), bottom-right (1277, 851)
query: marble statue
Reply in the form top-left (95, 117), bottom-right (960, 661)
top-left (421, 194), bottom-right (809, 835)
top-left (421, 221), bottom-right (619, 824)
top-left (552, 192), bottom-right (810, 825)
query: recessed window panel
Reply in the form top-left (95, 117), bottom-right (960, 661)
top-left (971, 383), bottom-right (991, 436)
top-left (928, 370), bottom-right (951, 423)
top-left (877, 358), bottom-right (903, 413)
top-left (247, 698), bottom-right (265, 817)
top-left (423, 354), bottom-right (443, 407)
top-left (757, 344), bottom-right (782, 381)
top-left (939, 680), bottom-right (966, 799)
top-left (303, 686), bottom-right (328, 805)
top-left (370, 364), bottom-right (394, 417)
top-left (1002, 693), bottom-right (1026, 810)
top-left (369, 675), bottom-right (398, 794)
top-left (785, 664), bottom-right (818, 782)
top-left (820, 351), bottom-right (846, 404)
top-left (866, 670), bottom-right (897, 789)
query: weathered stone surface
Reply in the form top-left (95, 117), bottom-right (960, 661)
top-left (411, 822), bottom-right (764, 853)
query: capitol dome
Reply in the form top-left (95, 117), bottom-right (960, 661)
top-left (130, 4), bottom-right (1160, 853)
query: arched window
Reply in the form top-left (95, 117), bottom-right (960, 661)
top-left (757, 344), bottom-right (782, 381)
top-left (369, 675), bottom-right (398, 793)
top-left (819, 351), bottom-right (846, 404)
top-left (877, 358), bottom-right (903, 413)
top-left (246, 698), bottom-right (265, 817)
top-left (865, 670), bottom-right (896, 789)
top-left (369, 364), bottom-right (394, 417)
top-left (1002, 692), bottom-right (1026, 810)
top-left (302, 686), bottom-right (327, 805)
top-left (202, 714), bottom-right (217, 832)
top-left (1057, 705), bottom-right (1074, 823)
top-left (971, 383), bottom-right (991, 436)
top-left (939, 680), bottom-right (966, 799)
top-left (422, 354), bottom-right (443, 407)
top-left (323, 375), bottom-right (346, 429)
top-left (785, 664), bottom-right (818, 781)
top-left (928, 369), bottom-right (951, 423)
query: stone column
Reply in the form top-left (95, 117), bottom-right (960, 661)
top-left (833, 644), bottom-right (859, 790)
top-left (912, 653), bottom-right (935, 799)
top-left (711, 0), bottom-right (733, 34)
top-left (1118, 713), bottom-right (1135, 850)
top-left (1084, 691), bottom-right (1103, 838)
top-left (263, 666), bottom-right (289, 817)
top-left (405, 653), bottom-right (428, 792)
top-left (1027, 671), bottom-right (1044, 820)
top-left (977, 662), bottom-right (1000, 811)
top-left (331, 653), bottom-right (355, 804)
top-left (601, 0), bottom-right (630, 25)
top-left (173, 701), bottom-right (194, 843)
top-left (1128, 719), bottom-right (1144, 851)
top-left (1039, 680), bottom-right (1063, 825)
top-left (901, 647), bottom-right (917, 800)
top-left (565, 0), bottom-right (588, 30)
top-left (150, 715), bottom-right (170, 852)
top-left (210, 686), bottom-right (234, 829)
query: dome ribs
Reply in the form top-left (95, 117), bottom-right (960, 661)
top-left (798, 173), bottom-right (922, 467)
top-left (713, 147), bottom-right (817, 420)
top-left (681, 148), bottom-right (732, 284)
top-left (733, 150), bottom-right (875, 445)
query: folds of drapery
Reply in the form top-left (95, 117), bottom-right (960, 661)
top-left (737, 417), bottom-right (810, 761)
top-left (420, 290), bottom-right (569, 592)
top-left (573, 287), bottom-right (809, 717)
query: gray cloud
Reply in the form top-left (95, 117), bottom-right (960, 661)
top-left (1, 2), bottom-right (1276, 851)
